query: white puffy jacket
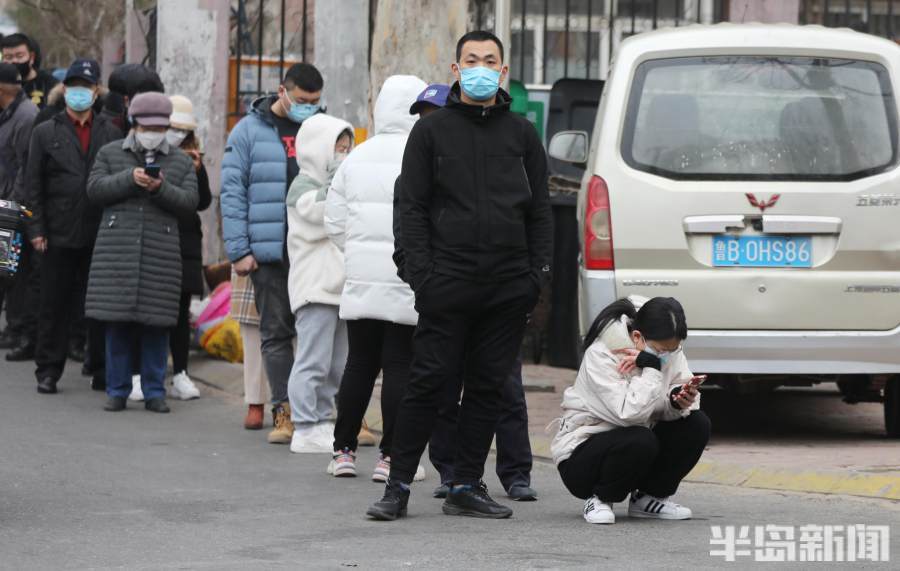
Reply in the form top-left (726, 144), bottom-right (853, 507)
top-left (550, 314), bottom-right (701, 466)
top-left (324, 75), bottom-right (427, 326)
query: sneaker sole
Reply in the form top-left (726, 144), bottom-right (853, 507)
top-left (441, 503), bottom-right (513, 519)
top-left (366, 507), bottom-right (406, 521)
top-left (584, 516), bottom-right (616, 525)
top-left (334, 467), bottom-right (357, 477)
top-left (268, 436), bottom-right (292, 444)
top-left (290, 447), bottom-right (333, 454)
top-left (372, 472), bottom-right (389, 483)
top-left (628, 511), bottom-right (691, 520)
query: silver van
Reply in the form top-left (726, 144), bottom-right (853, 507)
top-left (549, 24), bottom-right (900, 436)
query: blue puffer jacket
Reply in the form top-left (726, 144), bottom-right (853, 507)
top-left (221, 96), bottom-right (288, 263)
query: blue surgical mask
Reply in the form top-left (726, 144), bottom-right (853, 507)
top-left (64, 87), bottom-right (95, 112)
top-left (643, 342), bottom-right (682, 368)
top-left (282, 93), bottom-right (319, 123)
top-left (459, 66), bottom-right (501, 101)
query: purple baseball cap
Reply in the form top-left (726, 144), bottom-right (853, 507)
top-left (409, 83), bottom-right (450, 115)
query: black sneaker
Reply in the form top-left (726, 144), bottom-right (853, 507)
top-left (508, 484), bottom-right (538, 502)
top-left (442, 481), bottom-right (513, 519)
top-left (366, 479), bottom-right (410, 521)
top-left (36, 377), bottom-right (58, 394)
top-left (104, 396), bottom-right (126, 411)
top-left (433, 483), bottom-right (450, 499)
top-left (6, 342), bottom-right (35, 362)
top-left (145, 398), bottom-right (170, 413)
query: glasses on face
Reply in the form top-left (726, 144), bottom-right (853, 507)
top-left (651, 342), bottom-right (683, 355)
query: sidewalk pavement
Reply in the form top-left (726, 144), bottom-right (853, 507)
top-left (189, 354), bottom-right (900, 501)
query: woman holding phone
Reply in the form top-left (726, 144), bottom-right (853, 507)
top-left (551, 296), bottom-right (710, 525)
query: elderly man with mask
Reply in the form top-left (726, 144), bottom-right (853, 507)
top-left (86, 92), bottom-right (198, 413)
top-left (24, 58), bottom-right (123, 395)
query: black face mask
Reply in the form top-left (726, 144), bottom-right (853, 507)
top-left (15, 62), bottom-right (31, 80)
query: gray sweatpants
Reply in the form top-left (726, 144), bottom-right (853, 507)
top-left (288, 303), bottom-right (348, 427)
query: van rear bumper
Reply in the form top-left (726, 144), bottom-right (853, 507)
top-left (579, 268), bottom-right (900, 375)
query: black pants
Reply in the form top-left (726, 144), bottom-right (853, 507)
top-left (388, 273), bottom-right (536, 485)
top-left (558, 410), bottom-right (711, 503)
top-left (170, 291), bottom-right (192, 374)
top-left (429, 355), bottom-right (533, 491)
top-left (250, 260), bottom-right (295, 405)
top-left (130, 291), bottom-right (192, 376)
top-left (332, 319), bottom-right (415, 455)
top-left (6, 241), bottom-right (40, 345)
top-left (35, 245), bottom-right (103, 381)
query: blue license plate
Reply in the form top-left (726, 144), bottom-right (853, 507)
top-left (713, 235), bottom-right (812, 268)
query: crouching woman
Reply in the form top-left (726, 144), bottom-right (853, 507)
top-left (85, 92), bottom-right (199, 413)
top-left (551, 297), bottom-right (711, 525)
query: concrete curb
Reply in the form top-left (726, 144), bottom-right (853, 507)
top-left (189, 355), bottom-right (900, 502)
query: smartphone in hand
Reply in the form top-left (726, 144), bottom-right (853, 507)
top-left (671, 375), bottom-right (707, 402)
top-left (145, 164), bottom-right (161, 179)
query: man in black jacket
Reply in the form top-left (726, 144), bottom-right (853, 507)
top-left (367, 31), bottom-right (552, 521)
top-left (25, 59), bottom-right (123, 394)
top-left (0, 33), bottom-right (58, 109)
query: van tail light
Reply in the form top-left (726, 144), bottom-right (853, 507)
top-left (584, 175), bottom-right (614, 270)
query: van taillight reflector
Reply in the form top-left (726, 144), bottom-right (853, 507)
top-left (584, 175), bottom-right (614, 270)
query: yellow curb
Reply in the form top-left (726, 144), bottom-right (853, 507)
top-left (686, 461), bottom-right (900, 501)
top-left (363, 401), bottom-right (900, 501)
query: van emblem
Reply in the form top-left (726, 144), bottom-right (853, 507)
top-left (746, 193), bottom-right (780, 212)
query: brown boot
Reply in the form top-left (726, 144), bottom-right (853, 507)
top-left (358, 419), bottom-right (377, 447)
top-left (244, 404), bottom-right (264, 430)
top-left (267, 402), bottom-right (293, 444)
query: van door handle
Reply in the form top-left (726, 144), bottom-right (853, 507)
top-left (683, 215), bottom-right (746, 234)
top-left (762, 215), bottom-right (842, 234)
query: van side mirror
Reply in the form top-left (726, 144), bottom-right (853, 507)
top-left (548, 130), bottom-right (589, 165)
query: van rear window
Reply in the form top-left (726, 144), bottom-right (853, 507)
top-left (622, 56), bottom-right (898, 180)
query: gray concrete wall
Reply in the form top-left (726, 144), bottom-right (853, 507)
top-left (156, 0), bottom-right (230, 266)
top-left (729, 0), bottom-right (800, 24)
top-left (314, 0), bottom-right (369, 131)
top-left (124, 0), bottom-right (150, 64)
top-left (368, 0), bottom-right (468, 128)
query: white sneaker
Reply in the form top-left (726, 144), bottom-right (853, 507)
top-left (372, 454), bottom-right (390, 482)
top-left (628, 491), bottom-right (692, 520)
top-left (290, 425), bottom-right (331, 454)
top-left (583, 496), bottom-right (615, 524)
top-left (170, 371), bottom-right (200, 400)
top-left (327, 449), bottom-right (357, 477)
top-left (129, 375), bottom-right (144, 402)
top-left (413, 464), bottom-right (426, 482)
top-left (313, 422), bottom-right (335, 450)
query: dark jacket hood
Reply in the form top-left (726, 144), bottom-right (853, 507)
top-left (446, 82), bottom-right (512, 118)
top-left (250, 95), bottom-right (280, 126)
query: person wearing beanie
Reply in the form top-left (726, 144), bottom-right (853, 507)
top-left (22, 58), bottom-right (123, 395)
top-left (85, 91), bottom-right (199, 413)
top-left (126, 95), bottom-right (210, 403)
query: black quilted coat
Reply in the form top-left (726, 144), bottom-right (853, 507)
top-left (85, 136), bottom-right (199, 327)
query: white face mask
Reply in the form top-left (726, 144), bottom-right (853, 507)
top-left (166, 128), bottom-right (189, 148)
top-left (136, 130), bottom-right (166, 151)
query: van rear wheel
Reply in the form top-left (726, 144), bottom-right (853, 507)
top-left (885, 377), bottom-right (900, 438)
